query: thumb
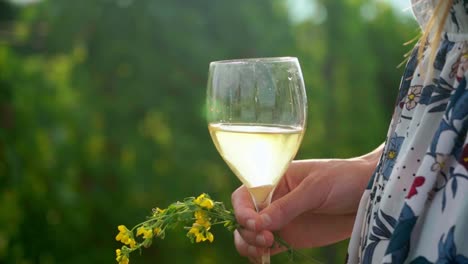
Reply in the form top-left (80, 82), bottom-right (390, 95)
top-left (259, 175), bottom-right (331, 231)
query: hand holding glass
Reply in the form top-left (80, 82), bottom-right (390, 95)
top-left (206, 57), bottom-right (307, 264)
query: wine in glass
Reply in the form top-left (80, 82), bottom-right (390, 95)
top-left (206, 57), bottom-right (307, 264)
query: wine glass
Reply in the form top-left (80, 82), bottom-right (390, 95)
top-left (206, 57), bottom-right (307, 264)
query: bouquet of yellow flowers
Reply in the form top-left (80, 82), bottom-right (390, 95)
top-left (114, 193), bottom-right (299, 264)
top-left (115, 193), bottom-right (239, 264)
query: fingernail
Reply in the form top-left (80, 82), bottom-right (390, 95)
top-left (248, 245), bottom-right (257, 256)
top-left (261, 214), bottom-right (272, 227)
top-left (256, 234), bottom-right (266, 246)
top-left (246, 219), bottom-right (256, 231)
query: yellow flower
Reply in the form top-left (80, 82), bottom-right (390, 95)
top-left (116, 249), bottom-right (130, 264)
top-left (116, 225), bottom-right (130, 242)
top-left (137, 226), bottom-right (153, 240)
top-left (194, 210), bottom-right (206, 220)
top-left (187, 222), bottom-right (214, 243)
top-left (199, 199), bottom-right (214, 209)
top-left (188, 225), bottom-right (203, 242)
top-left (153, 227), bottom-right (161, 236)
top-left (188, 225), bottom-right (200, 235)
top-left (206, 231), bottom-right (214, 243)
top-left (115, 225), bottom-right (136, 248)
top-left (197, 219), bottom-right (210, 228)
top-left (189, 226), bottom-right (206, 243)
top-left (143, 231), bottom-right (152, 239)
top-left (195, 232), bottom-right (205, 243)
top-left (136, 226), bottom-right (144, 236)
top-left (194, 210), bottom-right (211, 228)
top-left (126, 238), bottom-right (137, 248)
top-left (116, 225), bottom-right (137, 248)
top-left (194, 194), bottom-right (214, 209)
top-left (118, 255), bottom-right (129, 264)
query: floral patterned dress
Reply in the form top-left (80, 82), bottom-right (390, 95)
top-left (347, 0), bottom-right (468, 263)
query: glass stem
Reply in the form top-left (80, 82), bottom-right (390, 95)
top-left (252, 190), bottom-right (273, 264)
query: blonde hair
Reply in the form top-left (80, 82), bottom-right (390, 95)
top-left (417, 0), bottom-right (454, 75)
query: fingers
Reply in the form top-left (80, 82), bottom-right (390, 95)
top-left (236, 228), bottom-right (274, 248)
top-left (234, 230), bottom-right (284, 258)
top-left (231, 185), bottom-right (290, 260)
top-left (232, 160), bottom-right (321, 232)
top-left (234, 229), bottom-right (288, 260)
top-left (232, 185), bottom-right (265, 231)
top-left (234, 230), bottom-right (263, 257)
top-left (232, 161), bottom-right (332, 233)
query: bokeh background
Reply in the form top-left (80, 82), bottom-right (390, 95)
top-left (0, 0), bottom-right (418, 263)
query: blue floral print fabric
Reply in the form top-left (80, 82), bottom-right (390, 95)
top-left (347, 1), bottom-right (468, 263)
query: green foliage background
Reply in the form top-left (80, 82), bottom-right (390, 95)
top-left (0, 0), bottom-right (417, 263)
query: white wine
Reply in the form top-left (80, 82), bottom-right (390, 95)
top-left (249, 185), bottom-right (275, 211)
top-left (208, 123), bottom-right (303, 205)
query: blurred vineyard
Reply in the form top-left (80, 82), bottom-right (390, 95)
top-left (0, 0), bottom-right (417, 263)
